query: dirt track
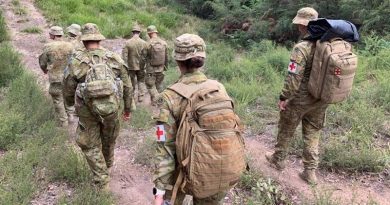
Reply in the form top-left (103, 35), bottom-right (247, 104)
top-left (1, 0), bottom-right (390, 204)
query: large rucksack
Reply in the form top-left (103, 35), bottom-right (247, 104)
top-left (77, 57), bottom-right (123, 117)
top-left (308, 38), bottom-right (358, 103)
top-left (168, 79), bottom-right (246, 203)
top-left (150, 40), bottom-right (166, 66)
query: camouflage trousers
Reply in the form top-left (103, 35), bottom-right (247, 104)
top-left (165, 191), bottom-right (227, 205)
top-left (76, 110), bottom-right (120, 185)
top-left (146, 72), bottom-right (164, 103)
top-left (129, 70), bottom-right (147, 100)
top-left (273, 94), bottom-right (328, 170)
top-left (49, 83), bottom-right (74, 125)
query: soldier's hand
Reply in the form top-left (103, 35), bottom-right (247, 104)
top-left (123, 111), bottom-right (131, 121)
top-left (278, 100), bottom-right (288, 111)
top-left (154, 195), bottom-right (164, 205)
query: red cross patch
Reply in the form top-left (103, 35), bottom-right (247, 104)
top-left (288, 61), bottom-right (298, 74)
top-left (334, 67), bottom-right (342, 76)
top-left (156, 125), bottom-right (166, 142)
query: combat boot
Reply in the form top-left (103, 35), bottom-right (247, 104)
top-left (265, 153), bottom-right (286, 170)
top-left (299, 169), bottom-right (317, 185)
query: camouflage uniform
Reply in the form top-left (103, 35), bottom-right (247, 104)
top-left (66, 24), bottom-right (84, 52)
top-left (145, 25), bottom-right (168, 104)
top-left (153, 34), bottom-right (226, 205)
top-left (63, 23), bottom-right (133, 186)
top-left (268, 8), bottom-right (326, 182)
top-left (122, 25), bottom-right (148, 102)
top-left (39, 26), bottom-right (73, 126)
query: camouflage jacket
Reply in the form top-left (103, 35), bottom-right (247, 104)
top-left (280, 38), bottom-right (315, 101)
top-left (66, 36), bottom-right (84, 52)
top-left (122, 36), bottom-right (148, 71)
top-left (146, 36), bottom-right (168, 73)
top-left (39, 38), bottom-right (73, 83)
top-left (152, 71), bottom-right (228, 190)
top-left (63, 47), bottom-right (134, 113)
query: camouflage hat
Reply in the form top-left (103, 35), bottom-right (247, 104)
top-left (49, 26), bottom-right (64, 36)
top-left (147, 25), bottom-right (158, 33)
top-left (80, 23), bottom-right (106, 41)
top-left (66, 24), bottom-right (81, 36)
top-left (292, 7), bottom-right (318, 26)
top-left (173, 33), bottom-right (206, 61)
top-left (132, 25), bottom-right (141, 32)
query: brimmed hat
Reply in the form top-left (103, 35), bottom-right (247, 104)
top-left (147, 25), bottom-right (158, 34)
top-left (66, 24), bottom-right (81, 36)
top-left (80, 23), bottom-right (106, 41)
top-left (173, 33), bottom-right (206, 61)
top-left (132, 25), bottom-right (141, 32)
top-left (49, 26), bottom-right (64, 36)
top-left (292, 7), bottom-right (318, 26)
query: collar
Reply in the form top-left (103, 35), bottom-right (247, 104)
top-left (178, 71), bottom-right (207, 84)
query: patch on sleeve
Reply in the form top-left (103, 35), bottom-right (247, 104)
top-left (156, 125), bottom-right (166, 142)
top-left (290, 48), bottom-right (304, 64)
top-left (287, 61), bottom-right (300, 74)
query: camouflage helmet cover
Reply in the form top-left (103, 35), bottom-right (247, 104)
top-left (132, 25), bottom-right (142, 32)
top-left (292, 7), bottom-right (318, 26)
top-left (49, 26), bottom-right (64, 36)
top-left (147, 25), bottom-right (158, 33)
top-left (80, 23), bottom-right (106, 41)
top-left (173, 33), bottom-right (206, 61)
top-left (66, 24), bottom-right (81, 36)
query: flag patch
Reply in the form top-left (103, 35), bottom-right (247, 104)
top-left (156, 125), bottom-right (166, 142)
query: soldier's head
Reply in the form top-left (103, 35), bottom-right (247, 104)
top-left (49, 26), bottom-right (64, 40)
top-left (174, 34), bottom-right (206, 74)
top-left (132, 25), bottom-right (142, 36)
top-left (80, 23), bottom-right (105, 50)
top-left (66, 24), bottom-right (81, 38)
top-left (293, 7), bottom-right (318, 35)
top-left (147, 25), bottom-right (158, 38)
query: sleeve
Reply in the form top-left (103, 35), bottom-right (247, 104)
top-left (140, 42), bottom-right (147, 70)
top-left (152, 93), bottom-right (177, 191)
top-left (280, 45), bottom-right (308, 101)
top-left (38, 50), bottom-right (48, 73)
top-left (63, 60), bottom-right (78, 107)
top-left (116, 57), bottom-right (134, 112)
top-left (122, 44), bottom-right (129, 67)
top-left (164, 42), bottom-right (169, 70)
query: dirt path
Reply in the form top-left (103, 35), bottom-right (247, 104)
top-left (1, 0), bottom-right (154, 204)
top-left (246, 130), bottom-right (390, 205)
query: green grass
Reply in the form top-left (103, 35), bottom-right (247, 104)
top-left (21, 26), bottom-right (42, 34)
top-left (0, 11), bottom-right (8, 42)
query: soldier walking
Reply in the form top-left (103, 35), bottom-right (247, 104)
top-left (39, 26), bottom-right (74, 127)
top-left (265, 7), bottom-right (327, 184)
top-left (66, 23), bottom-right (83, 51)
top-left (122, 25), bottom-right (148, 103)
top-left (145, 25), bottom-right (168, 105)
top-left (63, 23), bottom-right (133, 188)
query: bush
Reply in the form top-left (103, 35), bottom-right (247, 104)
top-left (0, 43), bottom-right (24, 87)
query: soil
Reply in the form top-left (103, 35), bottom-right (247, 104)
top-left (1, 0), bottom-right (390, 204)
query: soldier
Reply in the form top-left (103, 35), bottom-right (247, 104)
top-left (145, 25), bottom-right (168, 105)
top-left (265, 7), bottom-right (326, 184)
top-left (66, 23), bottom-right (83, 51)
top-left (39, 26), bottom-right (74, 127)
top-left (153, 34), bottom-right (245, 205)
top-left (63, 23), bottom-right (133, 188)
top-left (122, 25), bottom-right (148, 103)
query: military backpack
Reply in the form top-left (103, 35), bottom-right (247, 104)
top-left (149, 40), bottom-right (166, 66)
top-left (308, 38), bottom-right (358, 103)
top-left (77, 56), bottom-right (123, 117)
top-left (168, 79), bottom-right (246, 203)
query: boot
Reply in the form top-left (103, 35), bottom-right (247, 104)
top-left (265, 153), bottom-right (286, 170)
top-left (299, 169), bottom-right (318, 185)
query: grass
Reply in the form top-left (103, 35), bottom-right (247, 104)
top-left (11, 0), bottom-right (27, 16)
top-left (21, 26), bottom-right (42, 34)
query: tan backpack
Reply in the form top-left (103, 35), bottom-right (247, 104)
top-left (150, 40), bottom-right (166, 66)
top-left (168, 79), bottom-right (246, 203)
top-left (308, 38), bottom-right (358, 103)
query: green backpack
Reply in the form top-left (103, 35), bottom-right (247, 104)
top-left (78, 57), bottom-right (123, 117)
top-left (150, 40), bottom-right (166, 66)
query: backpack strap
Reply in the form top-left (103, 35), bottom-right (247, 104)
top-left (168, 79), bottom-right (221, 99)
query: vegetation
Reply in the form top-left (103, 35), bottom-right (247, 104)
top-left (0, 13), bottom-right (114, 204)
top-left (21, 26), bottom-right (42, 34)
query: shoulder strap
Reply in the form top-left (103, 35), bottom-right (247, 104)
top-left (168, 79), bottom-right (220, 99)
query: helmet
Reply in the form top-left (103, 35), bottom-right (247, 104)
top-left (173, 33), bottom-right (206, 61)
top-left (147, 25), bottom-right (158, 34)
top-left (292, 7), bottom-right (318, 26)
top-left (49, 26), bottom-right (64, 36)
top-left (132, 25), bottom-right (142, 32)
top-left (80, 23), bottom-right (106, 41)
top-left (66, 24), bottom-right (81, 36)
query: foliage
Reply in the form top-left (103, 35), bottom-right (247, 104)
top-left (0, 11), bottom-right (8, 42)
top-left (21, 26), bottom-right (42, 34)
